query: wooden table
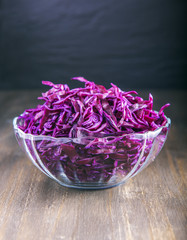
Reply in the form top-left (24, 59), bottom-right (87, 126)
top-left (0, 90), bottom-right (186, 240)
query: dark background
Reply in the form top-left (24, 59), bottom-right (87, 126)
top-left (0, 0), bottom-right (186, 90)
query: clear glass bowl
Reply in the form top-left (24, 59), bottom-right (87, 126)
top-left (13, 116), bottom-right (170, 189)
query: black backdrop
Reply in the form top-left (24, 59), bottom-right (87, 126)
top-left (0, 0), bottom-right (186, 89)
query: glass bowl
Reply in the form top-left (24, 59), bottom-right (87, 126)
top-left (13, 116), bottom-right (170, 189)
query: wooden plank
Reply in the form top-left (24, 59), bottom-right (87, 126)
top-left (0, 90), bottom-right (186, 240)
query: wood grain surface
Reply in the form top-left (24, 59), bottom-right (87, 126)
top-left (0, 90), bottom-right (186, 240)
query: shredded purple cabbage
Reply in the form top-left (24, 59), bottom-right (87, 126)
top-left (17, 77), bottom-right (170, 183)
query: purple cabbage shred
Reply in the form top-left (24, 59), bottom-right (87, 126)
top-left (17, 77), bottom-right (170, 183)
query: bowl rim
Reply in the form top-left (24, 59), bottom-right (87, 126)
top-left (13, 114), bottom-right (171, 141)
